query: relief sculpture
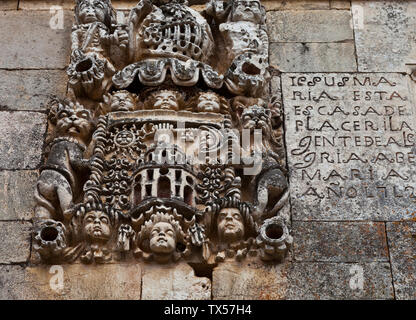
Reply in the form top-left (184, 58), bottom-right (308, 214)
top-left (33, 0), bottom-right (292, 266)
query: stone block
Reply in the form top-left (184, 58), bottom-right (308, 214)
top-left (113, 1), bottom-right (140, 10)
top-left (353, 1), bottom-right (416, 72)
top-left (282, 73), bottom-right (416, 221)
top-left (330, 0), bottom-right (351, 9)
top-left (0, 111), bottom-right (46, 170)
top-left (0, 264), bottom-right (142, 300)
top-left (0, 1), bottom-right (17, 10)
top-left (288, 262), bottom-right (394, 299)
top-left (212, 260), bottom-right (289, 300)
top-left (141, 262), bottom-right (211, 300)
top-left (0, 221), bottom-right (32, 264)
top-left (0, 265), bottom-right (27, 300)
top-left (265, 1), bottom-right (330, 11)
top-left (386, 222), bottom-right (416, 299)
top-left (0, 170), bottom-right (38, 220)
top-left (270, 42), bottom-right (357, 72)
top-left (0, 70), bottom-right (67, 111)
top-left (19, 0), bottom-right (74, 10)
top-left (293, 222), bottom-right (389, 262)
top-left (0, 11), bottom-right (72, 69)
top-left (267, 10), bottom-right (353, 42)
top-left (18, 0), bottom-right (164, 11)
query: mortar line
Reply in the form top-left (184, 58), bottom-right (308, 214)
top-left (350, 2), bottom-right (359, 72)
top-left (0, 67), bottom-right (67, 71)
top-left (0, 262), bottom-right (30, 267)
top-left (140, 269), bottom-right (143, 301)
top-left (0, 109), bottom-right (48, 113)
top-left (280, 78), bottom-right (293, 229)
top-left (291, 219), bottom-right (406, 223)
top-left (384, 222), bottom-right (397, 300)
top-left (270, 40), bottom-right (355, 44)
top-left (291, 260), bottom-right (390, 264)
top-left (280, 71), bottom-right (407, 75)
top-left (0, 168), bottom-right (41, 172)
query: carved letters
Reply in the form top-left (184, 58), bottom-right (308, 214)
top-left (283, 73), bottom-right (416, 221)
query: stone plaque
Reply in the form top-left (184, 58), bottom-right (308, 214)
top-left (283, 73), bottom-right (416, 220)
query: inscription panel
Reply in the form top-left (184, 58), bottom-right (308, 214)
top-left (283, 73), bottom-right (416, 221)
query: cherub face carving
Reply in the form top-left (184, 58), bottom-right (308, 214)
top-left (56, 105), bottom-right (93, 143)
top-left (77, 0), bottom-right (107, 24)
top-left (149, 221), bottom-right (177, 254)
top-left (197, 92), bottom-right (221, 113)
top-left (217, 208), bottom-right (245, 244)
top-left (138, 211), bottom-right (186, 262)
top-left (83, 211), bottom-right (111, 242)
top-left (153, 91), bottom-right (180, 111)
top-left (110, 91), bottom-right (136, 112)
top-left (231, 0), bottom-right (262, 24)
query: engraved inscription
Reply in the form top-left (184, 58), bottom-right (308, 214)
top-left (283, 73), bottom-right (416, 220)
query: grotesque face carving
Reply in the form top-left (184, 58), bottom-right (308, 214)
top-left (217, 208), bottom-right (245, 244)
top-left (149, 221), bottom-right (177, 254)
top-left (77, 0), bottom-right (108, 24)
top-left (197, 92), bottom-right (221, 113)
top-left (231, 0), bottom-right (262, 24)
top-left (153, 90), bottom-right (180, 111)
top-left (55, 104), bottom-right (93, 144)
top-left (110, 91), bottom-right (136, 112)
top-left (241, 105), bottom-right (272, 138)
top-left (83, 210), bottom-right (112, 243)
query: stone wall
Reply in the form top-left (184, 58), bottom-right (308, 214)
top-left (0, 0), bottom-right (415, 300)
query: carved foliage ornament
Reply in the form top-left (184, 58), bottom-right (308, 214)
top-left (33, 0), bottom-right (291, 266)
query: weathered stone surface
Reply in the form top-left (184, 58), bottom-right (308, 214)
top-left (0, 264), bottom-right (142, 300)
top-left (19, 0), bottom-right (74, 10)
top-left (18, 0), bottom-right (209, 10)
top-left (0, 1), bottom-right (17, 10)
top-left (0, 221), bottom-right (31, 264)
top-left (270, 43), bottom-right (357, 72)
top-left (19, 0), bottom-right (137, 11)
top-left (330, 0), bottom-right (350, 9)
top-left (282, 73), bottom-right (416, 221)
top-left (293, 222), bottom-right (389, 262)
top-left (0, 265), bottom-right (27, 300)
top-left (0, 11), bottom-right (72, 69)
top-left (270, 75), bottom-right (281, 94)
top-left (353, 1), bottom-right (416, 72)
top-left (0, 112), bottom-right (46, 170)
top-left (16, 0), bottom-right (333, 12)
top-left (267, 10), bottom-right (353, 43)
top-left (113, 1), bottom-right (141, 10)
top-left (212, 260), bottom-right (289, 300)
top-left (265, 1), bottom-right (330, 11)
top-left (0, 170), bottom-right (37, 220)
top-left (288, 262), bottom-right (394, 299)
top-left (386, 222), bottom-right (416, 299)
top-left (0, 70), bottom-right (67, 111)
top-left (141, 263), bottom-right (210, 300)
